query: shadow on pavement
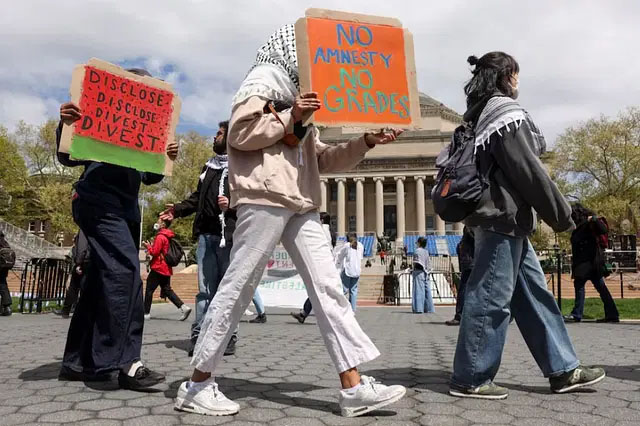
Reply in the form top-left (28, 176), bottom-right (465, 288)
top-left (599, 365), bottom-right (640, 382)
top-left (362, 367), bottom-right (451, 395)
top-left (19, 361), bottom-right (61, 381)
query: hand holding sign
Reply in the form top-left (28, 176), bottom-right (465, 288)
top-left (292, 92), bottom-right (322, 123)
top-left (60, 102), bottom-right (82, 125)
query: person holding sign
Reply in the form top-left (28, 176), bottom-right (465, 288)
top-left (56, 68), bottom-right (178, 391)
top-left (174, 24), bottom-right (406, 418)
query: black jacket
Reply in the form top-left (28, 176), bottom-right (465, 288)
top-left (571, 217), bottom-right (608, 280)
top-left (71, 231), bottom-right (90, 267)
top-left (464, 97), bottom-right (574, 236)
top-left (173, 165), bottom-right (237, 242)
top-left (56, 122), bottom-right (163, 223)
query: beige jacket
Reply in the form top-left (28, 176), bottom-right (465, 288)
top-left (228, 96), bottom-right (371, 213)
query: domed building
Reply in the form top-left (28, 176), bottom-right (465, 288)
top-left (318, 92), bottom-right (464, 255)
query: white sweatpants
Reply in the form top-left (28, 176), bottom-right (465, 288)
top-left (192, 205), bottom-right (380, 373)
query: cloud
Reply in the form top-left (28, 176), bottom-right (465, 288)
top-left (1, 0), bottom-right (638, 142)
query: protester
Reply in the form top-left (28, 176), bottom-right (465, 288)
top-left (0, 231), bottom-right (13, 316)
top-left (380, 249), bottom-right (386, 265)
top-left (143, 217), bottom-right (192, 321)
top-left (336, 233), bottom-right (364, 312)
top-left (449, 52), bottom-right (605, 399)
top-left (55, 68), bottom-right (178, 390)
top-left (291, 211), bottom-right (335, 324)
top-left (446, 227), bottom-right (475, 326)
top-left (412, 237), bottom-right (434, 314)
top-left (55, 231), bottom-right (90, 319)
top-left (174, 24), bottom-right (406, 418)
top-left (161, 121), bottom-right (239, 357)
top-left (564, 203), bottom-right (619, 323)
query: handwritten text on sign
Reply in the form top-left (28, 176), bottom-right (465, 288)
top-left (76, 67), bottom-right (174, 154)
top-left (307, 18), bottom-right (410, 125)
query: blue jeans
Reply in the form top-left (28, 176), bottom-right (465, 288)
top-left (451, 228), bottom-right (579, 388)
top-left (192, 234), bottom-right (233, 342)
top-left (571, 276), bottom-right (619, 320)
top-left (341, 271), bottom-right (359, 312)
top-left (252, 288), bottom-right (265, 315)
top-left (412, 270), bottom-right (435, 313)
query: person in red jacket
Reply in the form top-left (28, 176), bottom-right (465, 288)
top-left (144, 218), bottom-right (192, 321)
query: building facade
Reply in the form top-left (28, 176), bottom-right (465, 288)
top-left (319, 93), bottom-right (464, 244)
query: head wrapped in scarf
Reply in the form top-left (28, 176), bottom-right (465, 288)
top-left (232, 24), bottom-right (300, 109)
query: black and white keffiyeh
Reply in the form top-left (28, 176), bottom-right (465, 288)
top-left (200, 154), bottom-right (229, 248)
top-left (199, 154), bottom-right (228, 181)
top-left (232, 24), bottom-right (300, 108)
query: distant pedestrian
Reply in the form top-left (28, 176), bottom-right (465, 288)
top-left (412, 237), bottom-right (434, 314)
top-left (55, 231), bottom-right (90, 319)
top-left (446, 227), bottom-right (474, 325)
top-left (336, 233), bottom-right (364, 312)
top-left (143, 218), bottom-right (192, 321)
top-left (0, 231), bottom-right (14, 317)
top-left (380, 250), bottom-right (386, 265)
top-left (564, 204), bottom-right (619, 323)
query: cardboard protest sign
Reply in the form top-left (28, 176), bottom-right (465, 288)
top-left (296, 9), bottom-right (420, 129)
top-left (59, 58), bottom-right (181, 175)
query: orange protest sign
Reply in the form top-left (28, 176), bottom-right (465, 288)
top-left (296, 9), bottom-right (420, 129)
top-left (59, 58), bottom-right (181, 176)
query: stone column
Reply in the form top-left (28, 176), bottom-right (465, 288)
top-left (319, 178), bottom-right (328, 212)
top-left (336, 178), bottom-right (346, 237)
top-left (354, 177), bottom-right (365, 236)
top-left (435, 214), bottom-right (446, 236)
top-left (395, 176), bottom-right (406, 244)
top-left (374, 177), bottom-right (384, 237)
top-left (414, 176), bottom-right (426, 235)
top-left (453, 222), bottom-right (464, 233)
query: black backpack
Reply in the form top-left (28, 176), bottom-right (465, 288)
top-left (163, 237), bottom-right (184, 267)
top-left (0, 247), bottom-right (16, 270)
top-left (432, 125), bottom-right (488, 222)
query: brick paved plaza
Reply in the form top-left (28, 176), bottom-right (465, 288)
top-left (0, 304), bottom-right (639, 426)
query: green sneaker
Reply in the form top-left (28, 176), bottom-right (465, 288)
top-left (449, 382), bottom-right (508, 400)
top-left (550, 366), bottom-right (605, 394)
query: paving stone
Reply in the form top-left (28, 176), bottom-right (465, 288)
top-left (419, 414), bottom-right (470, 425)
top-left (37, 409), bottom-right (94, 423)
top-left (18, 401), bottom-right (72, 414)
top-left (0, 413), bottom-right (40, 425)
top-left (98, 407), bottom-right (150, 420)
top-left (76, 398), bottom-right (124, 411)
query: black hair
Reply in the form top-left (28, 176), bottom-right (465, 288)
top-left (126, 68), bottom-right (152, 77)
top-left (319, 211), bottom-right (331, 225)
top-left (161, 217), bottom-right (172, 228)
top-left (571, 203), bottom-right (595, 226)
top-left (416, 236), bottom-right (427, 248)
top-left (218, 120), bottom-right (229, 130)
top-left (464, 52), bottom-right (519, 107)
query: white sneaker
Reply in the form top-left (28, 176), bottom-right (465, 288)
top-left (339, 375), bottom-right (406, 418)
top-left (144, 314), bottom-right (151, 321)
top-left (174, 379), bottom-right (240, 416)
top-left (179, 305), bottom-right (192, 321)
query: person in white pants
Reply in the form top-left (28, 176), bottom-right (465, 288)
top-left (174, 24), bottom-right (407, 418)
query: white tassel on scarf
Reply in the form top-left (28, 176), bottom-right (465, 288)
top-left (218, 167), bottom-right (229, 248)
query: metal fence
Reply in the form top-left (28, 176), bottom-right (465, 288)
top-left (18, 258), bottom-right (72, 313)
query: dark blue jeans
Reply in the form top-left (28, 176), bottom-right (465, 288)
top-left (570, 276), bottom-right (619, 320)
top-left (454, 268), bottom-right (471, 321)
top-left (452, 228), bottom-right (579, 388)
top-left (63, 201), bottom-right (144, 374)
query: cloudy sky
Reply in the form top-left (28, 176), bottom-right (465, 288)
top-left (1, 0), bottom-right (638, 144)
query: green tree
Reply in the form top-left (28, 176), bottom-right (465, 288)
top-left (0, 126), bottom-right (30, 220)
top-left (552, 107), bottom-right (640, 233)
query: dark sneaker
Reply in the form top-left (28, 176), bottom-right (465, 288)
top-left (449, 382), bottom-right (508, 400)
top-left (54, 309), bottom-right (70, 319)
top-left (224, 336), bottom-right (237, 356)
top-left (249, 313), bottom-right (267, 324)
top-left (550, 366), bottom-right (605, 393)
top-left (596, 317), bottom-right (620, 323)
top-left (290, 312), bottom-right (306, 324)
top-left (563, 315), bottom-right (581, 323)
top-left (58, 366), bottom-right (111, 382)
top-left (118, 366), bottom-right (165, 391)
top-left (1, 306), bottom-right (12, 317)
top-left (445, 318), bottom-right (460, 326)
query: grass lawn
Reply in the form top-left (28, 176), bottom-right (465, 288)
top-left (560, 298), bottom-right (640, 320)
top-left (11, 296), bottom-right (61, 313)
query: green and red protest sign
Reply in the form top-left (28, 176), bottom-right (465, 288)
top-left (59, 58), bottom-right (181, 175)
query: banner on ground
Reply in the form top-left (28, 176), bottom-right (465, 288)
top-left (257, 246), bottom-right (308, 309)
top-left (58, 58), bottom-right (181, 175)
top-left (295, 8), bottom-right (420, 129)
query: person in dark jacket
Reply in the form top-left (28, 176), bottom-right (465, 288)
top-left (449, 52), bottom-right (605, 400)
top-left (161, 121), bottom-right (243, 356)
top-left (446, 227), bottom-right (474, 326)
top-left (55, 231), bottom-right (90, 318)
top-left (55, 68), bottom-right (178, 390)
top-left (143, 217), bottom-right (191, 321)
top-left (0, 231), bottom-right (12, 316)
top-left (564, 204), bottom-right (619, 323)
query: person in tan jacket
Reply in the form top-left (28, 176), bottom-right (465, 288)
top-left (175, 24), bottom-right (407, 418)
